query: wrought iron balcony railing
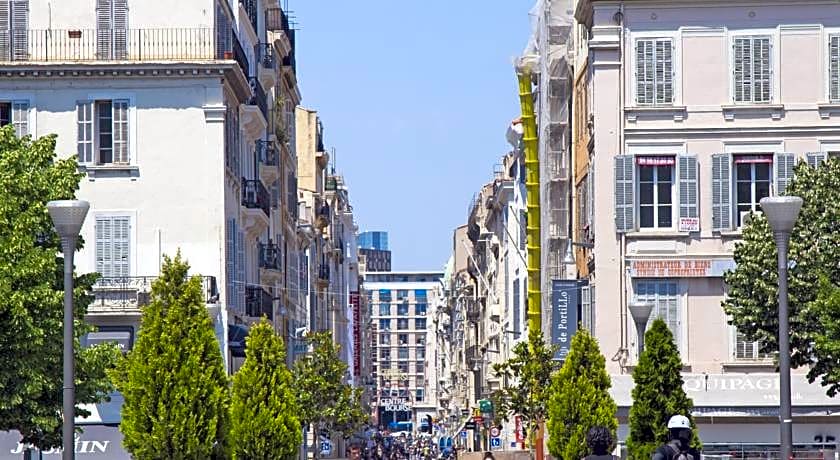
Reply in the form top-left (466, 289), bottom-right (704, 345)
top-left (318, 264), bottom-right (330, 281)
top-left (256, 42), bottom-right (275, 70)
top-left (91, 275), bottom-right (218, 310)
top-left (242, 178), bottom-right (270, 217)
top-left (247, 76), bottom-right (269, 121)
top-left (258, 242), bottom-right (281, 271)
top-left (256, 139), bottom-right (278, 167)
top-left (245, 284), bottom-right (273, 319)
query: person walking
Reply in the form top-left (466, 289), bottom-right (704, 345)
top-left (584, 426), bottom-right (619, 460)
top-left (652, 415), bottom-right (700, 460)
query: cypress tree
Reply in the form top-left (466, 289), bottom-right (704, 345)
top-left (231, 319), bottom-right (302, 460)
top-left (113, 253), bottom-right (230, 459)
top-left (547, 329), bottom-right (618, 460)
top-left (626, 319), bottom-right (698, 460)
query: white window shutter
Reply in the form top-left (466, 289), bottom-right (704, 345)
top-left (774, 153), bottom-right (795, 196)
top-left (757, 37), bottom-right (771, 103)
top-left (712, 153), bottom-right (731, 231)
top-left (76, 101), bottom-right (93, 164)
top-left (113, 216), bottom-right (130, 277)
top-left (678, 155), bottom-right (698, 220)
top-left (96, 0), bottom-right (113, 59)
top-left (225, 219), bottom-right (235, 310)
top-left (806, 152), bottom-right (827, 168)
top-left (614, 155), bottom-right (635, 232)
top-left (113, 0), bottom-right (128, 59)
top-left (657, 39), bottom-right (673, 104)
top-left (95, 217), bottom-right (111, 277)
top-left (830, 36), bottom-right (840, 102)
top-left (215, 1), bottom-right (232, 59)
top-left (635, 39), bottom-right (653, 105)
top-left (0, 0), bottom-right (9, 60)
top-left (10, 0), bottom-right (25, 60)
top-left (112, 99), bottom-right (129, 164)
top-left (236, 227), bottom-right (245, 314)
top-left (11, 100), bottom-right (27, 137)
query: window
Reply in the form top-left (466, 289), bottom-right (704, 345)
top-left (414, 290), bottom-right (427, 302)
top-left (416, 347), bottom-right (425, 359)
top-left (397, 303), bottom-right (409, 315)
top-left (512, 279), bottom-right (521, 335)
top-left (416, 361), bottom-right (424, 373)
top-left (398, 348), bottom-right (408, 360)
top-left (396, 290), bottom-right (408, 300)
top-left (733, 36), bottom-right (772, 103)
top-left (381, 360), bottom-right (391, 370)
top-left (397, 318), bottom-right (409, 330)
top-left (397, 362), bottom-right (408, 373)
top-left (415, 318), bottom-right (427, 330)
top-left (225, 100), bottom-right (240, 174)
top-left (398, 334), bottom-right (408, 345)
top-left (734, 331), bottom-right (773, 361)
top-left (0, 0), bottom-right (29, 60)
top-left (380, 348), bottom-right (391, 360)
top-left (378, 289), bottom-right (391, 303)
top-left (415, 389), bottom-right (424, 402)
top-left (225, 218), bottom-right (245, 312)
top-left (635, 38), bottom-right (673, 105)
top-left (379, 319), bottom-right (391, 331)
top-left (734, 155), bottom-right (772, 227)
top-left (95, 0), bottom-right (128, 60)
top-left (95, 215), bottom-right (130, 278)
top-left (415, 303), bottom-right (427, 316)
top-left (830, 35), bottom-right (840, 102)
top-left (0, 100), bottom-right (28, 137)
top-left (415, 334), bottom-right (425, 345)
top-left (637, 157), bottom-right (674, 229)
top-left (635, 280), bottom-right (680, 350)
top-left (416, 376), bottom-right (424, 386)
top-left (379, 304), bottom-right (390, 316)
top-left (77, 99), bottom-right (129, 165)
top-left (379, 333), bottom-right (390, 345)
top-left (519, 210), bottom-right (527, 251)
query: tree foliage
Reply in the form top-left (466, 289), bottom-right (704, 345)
top-left (113, 254), bottom-right (230, 460)
top-left (547, 329), bottom-right (618, 460)
top-left (231, 319), bottom-right (302, 460)
top-left (490, 329), bottom-right (561, 442)
top-left (810, 276), bottom-right (840, 393)
top-left (724, 159), bottom-right (840, 395)
top-left (626, 319), bottom-right (698, 460)
top-left (0, 126), bottom-right (119, 448)
top-left (292, 331), bottom-right (366, 458)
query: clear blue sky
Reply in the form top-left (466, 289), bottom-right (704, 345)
top-left (293, 1), bottom-right (533, 271)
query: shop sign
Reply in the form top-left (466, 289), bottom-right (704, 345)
top-left (515, 416), bottom-right (525, 443)
top-left (379, 397), bottom-right (411, 412)
top-left (678, 217), bottom-right (700, 232)
top-left (629, 259), bottom-right (735, 278)
top-left (551, 280), bottom-right (582, 360)
top-left (1, 426), bottom-right (130, 459)
top-left (350, 292), bottom-right (361, 377)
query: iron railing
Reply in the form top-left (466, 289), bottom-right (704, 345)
top-left (240, 0), bottom-right (259, 35)
top-left (247, 76), bottom-right (269, 121)
top-left (245, 285), bottom-right (273, 319)
top-left (318, 264), bottom-right (330, 281)
top-left (91, 275), bottom-right (218, 309)
top-left (255, 139), bottom-right (278, 167)
top-left (256, 42), bottom-right (275, 70)
top-left (242, 177), bottom-right (270, 217)
top-left (258, 242), bottom-right (281, 271)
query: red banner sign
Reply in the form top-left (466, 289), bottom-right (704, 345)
top-left (636, 156), bottom-right (675, 166)
top-left (351, 292), bottom-right (361, 377)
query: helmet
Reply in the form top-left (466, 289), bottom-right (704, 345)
top-left (667, 415), bottom-right (691, 429)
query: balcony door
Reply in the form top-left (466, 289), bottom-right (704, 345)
top-left (96, 0), bottom-right (128, 60)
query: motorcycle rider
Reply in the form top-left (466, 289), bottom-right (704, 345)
top-left (651, 415), bottom-right (700, 460)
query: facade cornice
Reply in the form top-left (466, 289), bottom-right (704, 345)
top-left (624, 124), bottom-right (840, 136)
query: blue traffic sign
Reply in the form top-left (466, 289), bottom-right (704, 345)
top-left (490, 437), bottom-right (502, 449)
top-left (460, 431), bottom-right (467, 439)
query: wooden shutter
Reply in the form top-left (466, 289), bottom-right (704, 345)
top-left (807, 152), bottom-right (827, 168)
top-left (774, 153), bottom-right (795, 196)
top-left (96, 0), bottom-right (113, 59)
top-left (10, 0), bottom-right (25, 60)
top-left (733, 38), bottom-right (750, 103)
top-left (614, 155), bottom-right (634, 232)
top-left (215, 0), bottom-right (231, 59)
top-left (113, 216), bottom-right (130, 277)
top-left (225, 218), bottom-right (235, 311)
top-left (113, 0), bottom-right (127, 59)
top-left (76, 101), bottom-right (94, 163)
top-left (678, 155), bottom-right (698, 220)
top-left (636, 39), bottom-right (654, 105)
top-left (11, 100), bottom-right (27, 137)
top-left (755, 37), bottom-right (771, 103)
top-left (112, 99), bottom-right (129, 164)
top-left (96, 216), bottom-right (130, 277)
top-left (95, 217), bottom-right (112, 277)
top-left (236, 228), bottom-right (245, 314)
top-left (830, 36), bottom-right (840, 102)
top-left (712, 153), bottom-right (731, 231)
top-left (656, 39), bottom-right (673, 104)
top-left (0, 0), bottom-right (9, 60)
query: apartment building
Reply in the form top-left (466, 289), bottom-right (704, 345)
top-left (572, 0), bottom-right (840, 450)
top-left (363, 271), bottom-right (444, 433)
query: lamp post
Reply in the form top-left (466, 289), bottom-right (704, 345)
top-left (46, 200), bottom-right (90, 460)
top-left (628, 301), bottom-right (654, 359)
top-left (760, 196), bottom-right (803, 460)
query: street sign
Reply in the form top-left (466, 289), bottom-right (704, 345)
top-left (490, 426), bottom-right (500, 437)
top-left (490, 437), bottom-right (502, 449)
top-left (464, 420), bottom-right (476, 430)
top-left (479, 399), bottom-right (493, 413)
top-left (320, 441), bottom-right (332, 455)
top-left (460, 431), bottom-right (467, 439)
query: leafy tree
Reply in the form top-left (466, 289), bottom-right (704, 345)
top-left (0, 126), bottom-right (119, 449)
top-left (112, 253), bottom-right (230, 460)
top-left (724, 159), bottom-right (840, 395)
top-left (231, 318), bottom-right (302, 460)
top-left (626, 319), bottom-right (698, 460)
top-left (490, 329), bottom-right (560, 453)
top-left (293, 331), bottom-right (367, 459)
top-left (810, 276), bottom-right (840, 392)
top-left (547, 329), bottom-right (618, 460)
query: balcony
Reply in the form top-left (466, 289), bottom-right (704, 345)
top-left (255, 42), bottom-right (277, 87)
top-left (240, 0), bottom-right (259, 36)
top-left (258, 242), bottom-right (281, 271)
top-left (241, 178), bottom-right (271, 231)
top-left (256, 139), bottom-right (279, 185)
top-left (89, 275), bottom-right (218, 313)
top-left (245, 285), bottom-right (273, 320)
top-left (316, 264), bottom-right (330, 288)
top-left (246, 76), bottom-right (269, 123)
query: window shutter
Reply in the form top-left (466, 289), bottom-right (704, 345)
top-left (733, 38), bottom-right (749, 103)
top-left (712, 153), bottom-right (731, 231)
top-left (225, 219), bottom-right (235, 310)
top-left (581, 285), bottom-right (591, 333)
top-left (215, 1), bottom-right (231, 59)
top-left (11, 100), bottom-right (27, 137)
top-left (96, 0), bottom-right (113, 59)
top-left (635, 39), bottom-right (653, 105)
top-left (95, 217), bottom-right (112, 277)
top-left (0, 0), bottom-right (9, 60)
top-left (657, 39), bottom-right (673, 104)
top-left (236, 228), bottom-right (245, 314)
top-left (76, 101), bottom-right (93, 163)
top-left (614, 155), bottom-right (634, 232)
top-left (10, 0), bottom-right (25, 60)
top-left (774, 152), bottom-right (795, 196)
top-left (112, 99), bottom-right (129, 164)
top-left (112, 0), bottom-right (127, 59)
top-left (831, 36), bottom-right (840, 102)
top-left (678, 155), bottom-right (698, 220)
top-left (806, 152), bottom-right (827, 168)
top-left (756, 37), bottom-right (771, 103)
top-left (113, 216), bottom-right (130, 277)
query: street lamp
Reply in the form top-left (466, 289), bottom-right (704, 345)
top-left (628, 301), bottom-right (654, 359)
top-left (47, 200), bottom-right (90, 460)
top-left (760, 195), bottom-right (803, 460)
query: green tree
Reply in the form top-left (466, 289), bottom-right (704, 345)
top-left (231, 319), bottom-right (302, 460)
top-left (810, 276), bottom-right (840, 392)
top-left (723, 159), bottom-right (840, 395)
top-left (112, 253), bottom-right (229, 460)
top-left (626, 319), bottom-right (698, 460)
top-left (547, 329), bottom-right (618, 460)
top-left (490, 329), bottom-right (560, 453)
top-left (293, 331), bottom-right (366, 459)
top-left (0, 126), bottom-right (119, 449)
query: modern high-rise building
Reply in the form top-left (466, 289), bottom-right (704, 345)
top-left (358, 230), bottom-right (389, 251)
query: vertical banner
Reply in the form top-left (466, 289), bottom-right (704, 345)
top-left (350, 291), bottom-right (361, 377)
top-left (551, 280), bottom-right (584, 360)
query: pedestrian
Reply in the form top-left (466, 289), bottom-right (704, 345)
top-left (651, 415), bottom-right (700, 460)
top-left (483, 451), bottom-right (495, 460)
top-left (584, 426), bottom-right (618, 460)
